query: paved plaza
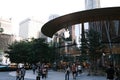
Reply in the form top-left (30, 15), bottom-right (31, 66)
top-left (0, 69), bottom-right (106, 80)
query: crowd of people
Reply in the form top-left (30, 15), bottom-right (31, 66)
top-left (64, 63), bottom-right (83, 80)
top-left (15, 62), bottom-right (120, 80)
top-left (16, 63), bottom-right (48, 80)
top-left (65, 63), bottom-right (120, 80)
top-left (31, 62), bottom-right (83, 80)
top-left (31, 63), bottom-right (48, 80)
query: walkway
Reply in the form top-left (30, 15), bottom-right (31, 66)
top-left (9, 70), bottom-right (106, 80)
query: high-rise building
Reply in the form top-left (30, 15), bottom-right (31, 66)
top-left (0, 17), bottom-right (15, 65)
top-left (0, 17), bottom-right (13, 34)
top-left (0, 17), bottom-right (15, 51)
top-left (85, 0), bottom-right (101, 31)
top-left (85, 0), bottom-right (100, 9)
top-left (19, 17), bottom-right (46, 40)
top-left (49, 14), bottom-right (59, 21)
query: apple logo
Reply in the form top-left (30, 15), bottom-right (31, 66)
top-left (64, 29), bottom-right (70, 38)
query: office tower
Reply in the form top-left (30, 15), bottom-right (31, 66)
top-left (19, 17), bottom-right (46, 40)
top-left (85, 0), bottom-right (101, 31)
top-left (0, 17), bottom-right (15, 65)
top-left (85, 0), bottom-right (100, 9)
top-left (0, 17), bottom-right (15, 51)
top-left (0, 17), bottom-right (13, 34)
top-left (49, 14), bottom-right (59, 20)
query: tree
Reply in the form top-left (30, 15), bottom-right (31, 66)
top-left (80, 33), bottom-right (88, 61)
top-left (6, 38), bottom-right (55, 64)
top-left (31, 38), bottom-right (55, 63)
top-left (86, 29), bottom-right (105, 75)
top-left (6, 40), bottom-right (31, 64)
top-left (80, 23), bottom-right (88, 61)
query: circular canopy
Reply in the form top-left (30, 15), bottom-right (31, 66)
top-left (41, 7), bottom-right (120, 38)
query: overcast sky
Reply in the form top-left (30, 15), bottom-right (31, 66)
top-left (0, 0), bottom-right (119, 21)
top-left (0, 0), bottom-right (119, 35)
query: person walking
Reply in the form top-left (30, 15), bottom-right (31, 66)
top-left (71, 63), bottom-right (77, 79)
top-left (106, 64), bottom-right (115, 80)
top-left (16, 68), bottom-right (21, 80)
top-left (20, 66), bottom-right (26, 80)
top-left (65, 65), bottom-right (70, 80)
top-left (41, 66), bottom-right (47, 79)
top-left (32, 64), bottom-right (36, 74)
top-left (77, 64), bottom-right (82, 76)
top-left (36, 66), bottom-right (41, 80)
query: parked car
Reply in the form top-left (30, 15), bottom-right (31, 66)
top-left (0, 65), bottom-right (9, 71)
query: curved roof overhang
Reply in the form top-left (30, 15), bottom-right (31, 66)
top-left (41, 7), bottom-right (120, 38)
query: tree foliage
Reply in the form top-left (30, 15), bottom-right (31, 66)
top-left (80, 33), bottom-right (88, 61)
top-left (87, 29), bottom-right (104, 60)
top-left (6, 38), bottom-right (55, 64)
top-left (86, 29), bottom-right (105, 74)
top-left (6, 41), bottom-right (31, 63)
top-left (31, 38), bottom-right (55, 63)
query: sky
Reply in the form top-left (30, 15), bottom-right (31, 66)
top-left (0, 0), bottom-right (120, 35)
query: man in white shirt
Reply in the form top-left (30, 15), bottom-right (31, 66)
top-left (77, 64), bottom-right (82, 75)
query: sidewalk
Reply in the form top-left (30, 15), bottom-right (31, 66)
top-left (9, 70), bottom-right (106, 80)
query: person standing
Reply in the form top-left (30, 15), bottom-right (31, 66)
top-left (65, 65), bottom-right (70, 80)
top-left (106, 64), bottom-right (115, 80)
top-left (20, 67), bottom-right (26, 80)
